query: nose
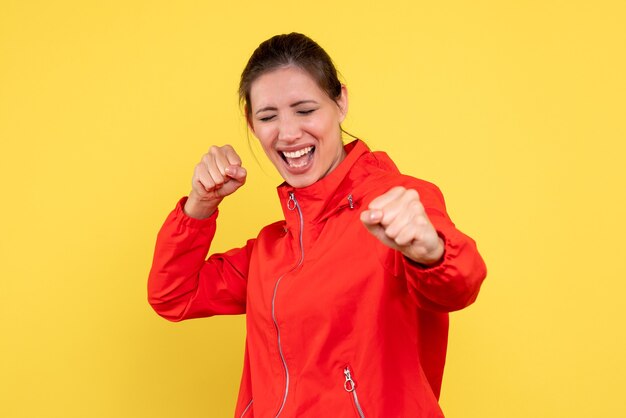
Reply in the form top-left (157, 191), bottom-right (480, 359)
top-left (277, 115), bottom-right (302, 142)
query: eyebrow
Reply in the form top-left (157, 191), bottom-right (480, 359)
top-left (255, 100), bottom-right (319, 115)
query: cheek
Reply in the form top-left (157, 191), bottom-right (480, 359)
top-left (302, 115), bottom-right (331, 136)
top-left (314, 114), bottom-right (340, 138)
top-left (252, 126), bottom-right (274, 148)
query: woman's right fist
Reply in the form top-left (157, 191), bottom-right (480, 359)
top-left (184, 145), bottom-right (247, 219)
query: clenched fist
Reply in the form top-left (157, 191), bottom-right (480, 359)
top-left (184, 145), bottom-right (247, 219)
top-left (360, 186), bottom-right (444, 266)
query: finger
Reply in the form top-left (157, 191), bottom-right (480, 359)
top-left (203, 153), bottom-right (226, 188)
top-left (194, 166), bottom-right (217, 192)
top-left (393, 223), bottom-right (419, 247)
top-left (381, 196), bottom-right (425, 234)
top-left (360, 209), bottom-right (383, 225)
top-left (361, 219), bottom-right (401, 251)
top-left (215, 148), bottom-right (237, 177)
top-left (379, 190), bottom-right (424, 228)
top-left (207, 146), bottom-right (229, 178)
top-left (381, 206), bottom-right (416, 238)
top-left (225, 165), bottom-right (247, 182)
top-left (222, 145), bottom-right (243, 166)
top-left (215, 166), bottom-right (247, 197)
top-left (367, 186), bottom-right (408, 210)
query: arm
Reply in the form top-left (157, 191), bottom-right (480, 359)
top-left (148, 144), bottom-right (250, 321)
top-left (147, 197), bottom-right (253, 321)
top-left (361, 181), bottom-right (486, 312)
top-left (395, 212), bottom-right (486, 312)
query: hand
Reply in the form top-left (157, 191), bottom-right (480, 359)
top-left (184, 145), bottom-right (247, 219)
top-left (360, 186), bottom-right (444, 266)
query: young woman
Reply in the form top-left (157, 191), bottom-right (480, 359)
top-left (148, 33), bottom-right (486, 417)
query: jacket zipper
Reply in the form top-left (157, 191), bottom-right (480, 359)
top-left (272, 191), bottom-right (305, 417)
top-left (343, 366), bottom-right (366, 418)
top-left (240, 399), bottom-right (253, 417)
top-left (319, 194), bottom-right (356, 222)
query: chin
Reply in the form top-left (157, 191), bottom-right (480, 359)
top-left (283, 175), bottom-right (317, 189)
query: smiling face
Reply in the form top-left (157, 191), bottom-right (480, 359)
top-left (249, 66), bottom-right (348, 188)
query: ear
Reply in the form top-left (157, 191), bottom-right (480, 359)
top-left (336, 84), bottom-right (349, 124)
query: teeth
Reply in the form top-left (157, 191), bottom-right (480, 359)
top-left (282, 146), bottom-right (313, 159)
top-left (289, 159), bottom-right (309, 168)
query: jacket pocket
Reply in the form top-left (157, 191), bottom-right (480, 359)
top-left (343, 366), bottom-right (366, 418)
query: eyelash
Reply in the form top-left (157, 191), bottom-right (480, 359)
top-left (258, 109), bottom-right (317, 122)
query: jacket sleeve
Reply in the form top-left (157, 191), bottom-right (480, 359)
top-left (147, 197), bottom-right (252, 321)
top-left (392, 180), bottom-right (487, 312)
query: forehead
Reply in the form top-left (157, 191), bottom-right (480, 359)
top-left (249, 66), bottom-right (328, 108)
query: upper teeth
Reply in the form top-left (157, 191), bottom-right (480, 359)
top-left (282, 146), bottom-right (313, 159)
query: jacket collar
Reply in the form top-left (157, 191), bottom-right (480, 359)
top-left (277, 139), bottom-right (370, 227)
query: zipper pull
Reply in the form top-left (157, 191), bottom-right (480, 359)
top-left (343, 367), bottom-right (356, 392)
top-left (347, 194), bottom-right (354, 209)
top-left (287, 192), bottom-right (296, 211)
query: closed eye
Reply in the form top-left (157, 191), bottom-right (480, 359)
top-left (258, 115), bottom-right (276, 122)
top-left (297, 109), bottom-right (317, 116)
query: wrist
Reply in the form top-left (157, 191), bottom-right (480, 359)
top-left (184, 193), bottom-right (220, 219)
top-left (408, 237), bottom-right (445, 267)
top-left (423, 237), bottom-right (445, 265)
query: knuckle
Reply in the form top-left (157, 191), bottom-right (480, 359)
top-left (208, 145), bottom-right (223, 156)
top-left (409, 199), bottom-right (424, 213)
top-left (201, 154), bottom-right (212, 165)
top-left (396, 236), bottom-right (410, 247)
top-left (391, 185), bottom-right (405, 192)
top-left (384, 225), bottom-right (398, 239)
top-left (204, 178), bottom-right (216, 190)
top-left (405, 188), bottom-right (419, 200)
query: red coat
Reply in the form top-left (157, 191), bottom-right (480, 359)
top-left (148, 140), bottom-right (486, 417)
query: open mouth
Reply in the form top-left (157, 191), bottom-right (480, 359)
top-left (280, 146), bottom-right (315, 169)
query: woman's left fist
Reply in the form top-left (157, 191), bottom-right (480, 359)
top-left (360, 186), bottom-right (444, 266)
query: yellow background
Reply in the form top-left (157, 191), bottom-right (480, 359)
top-left (1, 1), bottom-right (625, 417)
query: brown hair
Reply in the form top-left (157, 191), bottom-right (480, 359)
top-left (239, 33), bottom-right (343, 120)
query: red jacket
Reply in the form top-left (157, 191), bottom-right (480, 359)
top-left (148, 140), bottom-right (486, 417)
